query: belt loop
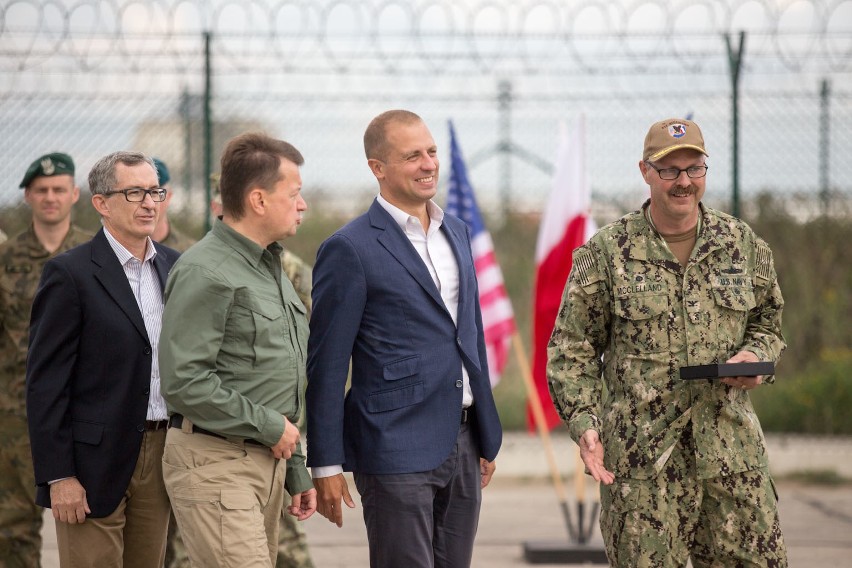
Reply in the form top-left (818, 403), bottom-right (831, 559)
top-left (181, 416), bottom-right (194, 434)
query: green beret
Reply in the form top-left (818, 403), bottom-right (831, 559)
top-left (19, 152), bottom-right (75, 188)
top-left (153, 157), bottom-right (170, 186)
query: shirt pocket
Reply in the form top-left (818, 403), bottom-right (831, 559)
top-left (711, 284), bottom-right (756, 353)
top-left (613, 294), bottom-right (671, 353)
top-left (231, 292), bottom-right (291, 369)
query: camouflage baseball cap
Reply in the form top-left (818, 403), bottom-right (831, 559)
top-left (19, 152), bottom-right (75, 188)
top-left (643, 118), bottom-right (708, 162)
top-left (153, 157), bottom-right (171, 185)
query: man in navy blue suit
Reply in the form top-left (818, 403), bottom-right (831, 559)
top-left (306, 109), bottom-right (502, 568)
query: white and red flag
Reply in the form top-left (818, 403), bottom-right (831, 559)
top-left (530, 116), bottom-right (597, 431)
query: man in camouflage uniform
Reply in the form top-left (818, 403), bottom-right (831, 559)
top-left (547, 118), bottom-right (787, 567)
top-left (164, 175), bottom-right (316, 568)
top-left (0, 153), bottom-right (91, 567)
top-left (151, 158), bottom-right (196, 252)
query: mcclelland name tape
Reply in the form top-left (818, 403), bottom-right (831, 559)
top-left (679, 362), bottom-right (775, 380)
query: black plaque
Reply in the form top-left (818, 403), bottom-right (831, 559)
top-left (679, 362), bottom-right (775, 380)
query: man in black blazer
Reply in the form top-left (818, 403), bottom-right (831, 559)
top-left (26, 151), bottom-right (180, 567)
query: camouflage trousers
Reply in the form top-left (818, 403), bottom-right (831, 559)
top-left (165, 508), bottom-right (315, 568)
top-left (600, 432), bottom-right (787, 568)
top-left (0, 413), bottom-right (42, 568)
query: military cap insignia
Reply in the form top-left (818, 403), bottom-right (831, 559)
top-left (41, 157), bottom-right (55, 176)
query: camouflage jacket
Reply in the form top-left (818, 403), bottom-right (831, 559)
top-left (547, 202), bottom-right (785, 480)
top-left (281, 249), bottom-right (312, 319)
top-left (157, 225), bottom-right (196, 254)
top-left (0, 224), bottom-right (92, 415)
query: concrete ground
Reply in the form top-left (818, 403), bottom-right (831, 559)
top-left (39, 433), bottom-right (852, 567)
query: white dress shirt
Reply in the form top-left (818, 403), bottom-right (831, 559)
top-left (103, 227), bottom-right (168, 421)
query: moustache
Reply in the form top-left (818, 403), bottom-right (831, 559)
top-left (669, 185), bottom-right (698, 196)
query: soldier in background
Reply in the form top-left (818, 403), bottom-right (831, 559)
top-left (163, 173), bottom-right (315, 568)
top-left (0, 153), bottom-right (91, 567)
top-left (151, 158), bottom-right (196, 252)
top-left (548, 118), bottom-right (787, 566)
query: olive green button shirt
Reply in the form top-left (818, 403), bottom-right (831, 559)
top-left (159, 219), bottom-right (311, 495)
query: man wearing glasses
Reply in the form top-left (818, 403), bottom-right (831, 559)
top-left (26, 151), bottom-right (179, 566)
top-left (548, 118), bottom-right (787, 566)
top-left (0, 152), bottom-right (91, 567)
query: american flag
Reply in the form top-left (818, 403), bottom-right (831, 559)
top-left (445, 121), bottom-right (516, 387)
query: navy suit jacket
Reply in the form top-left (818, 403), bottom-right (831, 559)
top-left (306, 199), bottom-right (502, 474)
top-left (26, 229), bottom-right (179, 517)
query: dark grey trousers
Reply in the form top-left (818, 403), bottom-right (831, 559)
top-left (353, 422), bottom-right (482, 568)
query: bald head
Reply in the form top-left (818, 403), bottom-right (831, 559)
top-left (364, 110), bottom-right (424, 161)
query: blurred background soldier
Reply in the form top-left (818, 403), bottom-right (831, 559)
top-left (151, 157), bottom-right (195, 253)
top-left (0, 152), bottom-right (91, 567)
top-left (163, 174), bottom-right (315, 568)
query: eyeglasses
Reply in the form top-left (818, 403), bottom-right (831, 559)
top-left (103, 187), bottom-right (168, 202)
top-left (645, 163), bottom-right (708, 181)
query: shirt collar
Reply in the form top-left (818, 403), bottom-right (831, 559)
top-left (102, 226), bottom-right (156, 264)
top-left (376, 194), bottom-right (445, 232)
top-left (211, 218), bottom-right (281, 268)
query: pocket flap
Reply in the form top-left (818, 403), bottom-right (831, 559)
top-left (71, 421), bottom-right (103, 445)
top-left (233, 293), bottom-right (283, 321)
top-left (219, 490), bottom-right (256, 510)
top-left (712, 286), bottom-right (756, 312)
top-left (614, 294), bottom-right (668, 321)
top-left (367, 382), bottom-right (424, 413)
top-left (382, 355), bottom-right (421, 381)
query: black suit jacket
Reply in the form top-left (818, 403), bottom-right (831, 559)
top-left (26, 229), bottom-right (179, 517)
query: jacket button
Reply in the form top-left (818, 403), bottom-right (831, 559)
top-left (143, 389), bottom-right (150, 396)
top-left (455, 380), bottom-right (463, 388)
top-left (144, 347), bottom-right (152, 355)
top-left (456, 337), bottom-right (462, 346)
top-left (136, 424), bottom-right (144, 432)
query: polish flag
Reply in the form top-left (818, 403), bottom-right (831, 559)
top-left (529, 116), bottom-right (597, 431)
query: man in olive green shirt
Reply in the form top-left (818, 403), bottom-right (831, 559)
top-left (159, 133), bottom-right (315, 567)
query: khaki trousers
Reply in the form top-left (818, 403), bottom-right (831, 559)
top-left (162, 424), bottom-right (285, 568)
top-left (54, 429), bottom-right (170, 568)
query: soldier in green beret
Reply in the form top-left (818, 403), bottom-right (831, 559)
top-left (151, 158), bottom-right (196, 253)
top-left (163, 173), bottom-right (316, 568)
top-left (0, 152), bottom-right (92, 566)
top-left (548, 119), bottom-right (787, 567)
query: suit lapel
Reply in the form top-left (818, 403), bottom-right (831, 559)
top-left (151, 242), bottom-right (171, 292)
top-left (440, 219), bottom-right (471, 311)
top-left (370, 201), bottom-right (448, 313)
top-left (91, 230), bottom-right (149, 343)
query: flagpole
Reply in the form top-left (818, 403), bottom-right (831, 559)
top-left (510, 332), bottom-right (577, 540)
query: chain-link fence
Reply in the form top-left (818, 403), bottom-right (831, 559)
top-left (2, 0), bottom-right (851, 227)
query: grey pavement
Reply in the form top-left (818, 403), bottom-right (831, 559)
top-left (39, 433), bottom-right (852, 567)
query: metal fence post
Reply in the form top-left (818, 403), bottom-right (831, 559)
top-left (204, 31), bottom-right (213, 232)
top-left (725, 31), bottom-right (746, 218)
top-left (820, 78), bottom-right (831, 215)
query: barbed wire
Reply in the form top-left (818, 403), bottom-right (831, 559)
top-left (1, 0), bottom-right (850, 79)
